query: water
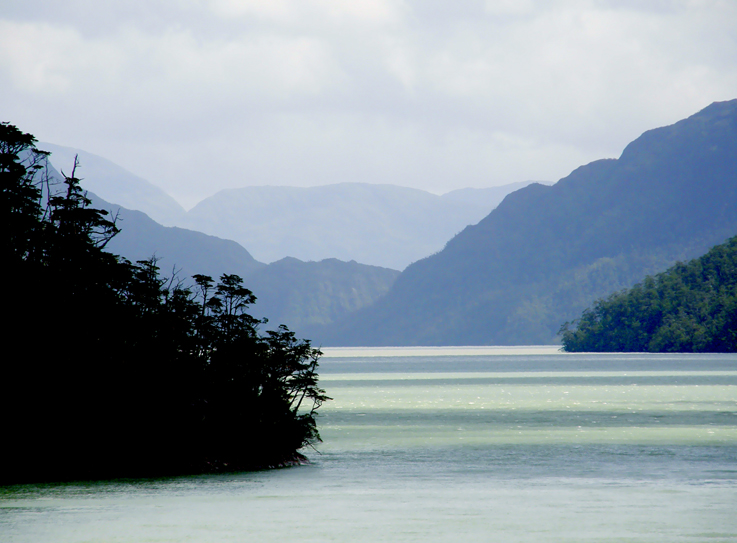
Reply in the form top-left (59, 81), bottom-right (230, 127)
top-left (2, 348), bottom-right (736, 542)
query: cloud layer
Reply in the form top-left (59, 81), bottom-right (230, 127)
top-left (2, 0), bottom-right (736, 207)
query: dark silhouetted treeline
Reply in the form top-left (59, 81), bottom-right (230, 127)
top-left (1, 123), bottom-right (329, 485)
top-left (560, 236), bottom-right (737, 352)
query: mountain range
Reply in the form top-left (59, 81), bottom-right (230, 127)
top-left (91, 191), bottom-right (399, 337)
top-left (312, 99), bottom-right (737, 345)
top-left (39, 143), bottom-right (540, 338)
top-left (39, 99), bottom-right (736, 347)
top-left (41, 145), bottom-right (544, 270)
top-left (40, 142), bottom-right (186, 226)
top-left (34, 158), bottom-right (395, 336)
top-left (181, 182), bottom-right (549, 270)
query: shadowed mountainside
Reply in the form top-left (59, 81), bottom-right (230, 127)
top-left (245, 257), bottom-right (400, 337)
top-left (315, 99), bottom-right (737, 346)
top-left (90, 193), bottom-right (266, 281)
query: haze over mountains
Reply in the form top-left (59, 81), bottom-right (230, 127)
top-left (314, 99), bottom-right (737, 346)
top-left (38, 159), bottom-right (264, 280)
top-left (38, 99), bottom-right (736, 347)
top-left (40, 143), bottom-right (186, 227)
top-left (41, 141), bottom-right (534, 337)
top-left (88, 190), bottom-right (399, 337)
top-left (90, 195), bottom-right (264, 281)
top-left (183, 183), bottom-right (510, 270)
top-left (39, 158), bottom-right (400, 337)
top-left (42, 145), bottom-right (545, 270)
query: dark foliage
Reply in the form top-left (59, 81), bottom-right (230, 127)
top-left (560, 236), bottom-right (737, 352)
top-left (1, 123), bottom-right (329, 485)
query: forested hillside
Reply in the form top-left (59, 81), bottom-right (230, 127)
top-left (561, 236), bottom-right (737, 352)
top-left (246, 257), bottom-right (399, 335)
top-left (317, 99), bottom-right (737, 346)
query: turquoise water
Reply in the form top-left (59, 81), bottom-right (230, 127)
top-left (2, 349), bottom-right (736, 542)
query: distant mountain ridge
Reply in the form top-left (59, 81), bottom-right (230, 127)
top-left (181, 182), bottom-right (538, 270)
top-left (316, 99), bottom-right (737, 346)
top-left (41, 142), bottom-right (186, 226)
top-left (91, 194), bottom-right (265, 281)
top-left (31, 156), bottom-right (396, 336)
top-left (34, 159), bottom-right (265, 281)
top-left (441, 181), bottom-right (552, 208)
top-left (41, 141), bottom-right (544, 270)
top-left (90, 192), bottom-right (398, 336)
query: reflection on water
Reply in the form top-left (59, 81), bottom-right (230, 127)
top-left (2, 351), bottom-right (736, 542)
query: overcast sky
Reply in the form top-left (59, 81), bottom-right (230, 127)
top-left (2, 0), bottom-right (736, 208)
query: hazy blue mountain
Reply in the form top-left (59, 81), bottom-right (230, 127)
top-left (93, 193), bottom-right (401, 332)
top-left (317, 99), bottom-right (737, 346)
top-left (441, 181), bottom-right (552, 209)
top-left (33, 157), bottom-right (259, 281)
top-left (41, 142), bottom-right (186, 226)
top-left (91, 193), bottom-right (400, 332)
top-left (182, 183), bottom-right (494, 270)
top-left (88, 193), bottom-right (265, 281)
top-left (41, 141), bottom-right (536, 271)
top-left (36, 157), bottom-right (400, 334)
top-left (246, 257), bottom-right (400, 337)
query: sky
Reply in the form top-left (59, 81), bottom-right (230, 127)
top-left (2, 0), bottom-right (736, 209)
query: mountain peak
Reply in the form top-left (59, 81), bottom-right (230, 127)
top-left (317, 99), bottom-right (737, 346)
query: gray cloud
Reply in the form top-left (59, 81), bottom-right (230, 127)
top-left (2, 0), bottom-right (735, 208)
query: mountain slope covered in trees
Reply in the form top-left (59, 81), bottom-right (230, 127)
top-left (317, 100), bottom-right (737, 346)
top-left (247, 257), bottom-right (399, 336)
top-left (561, 236), bottom-right (737, 352)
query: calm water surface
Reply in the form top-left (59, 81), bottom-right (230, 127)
top-left (2, 348), bottom-right (736, 542)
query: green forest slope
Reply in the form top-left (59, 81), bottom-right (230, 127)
top-left (246, 257), bottom-right (399, 335)
top-left (561, 236), bottom-right (737, 352)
